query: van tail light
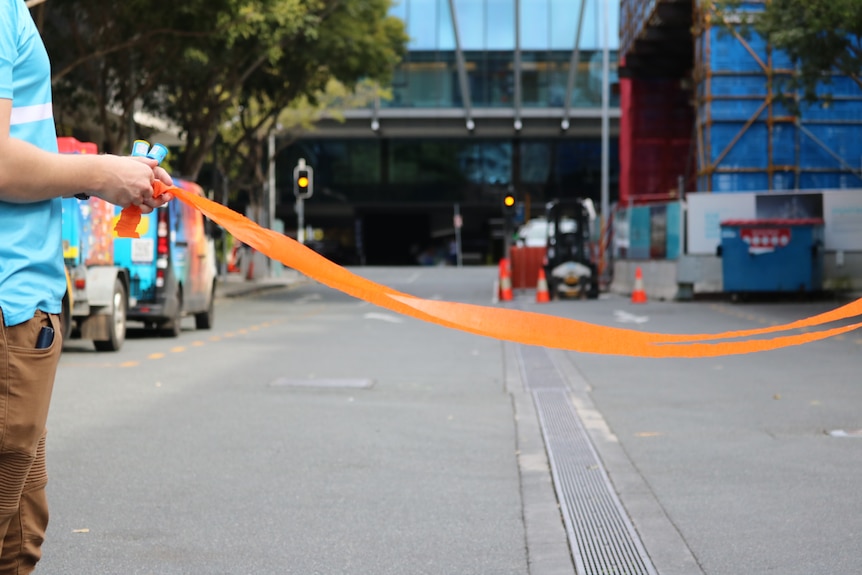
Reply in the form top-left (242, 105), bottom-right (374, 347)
top-left (156, 208), bottom-right (169, 288)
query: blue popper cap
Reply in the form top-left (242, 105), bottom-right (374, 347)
top-left (146, 143), bottom-right (169, 164)
top-left (131, 139), bottom-right (150, 157)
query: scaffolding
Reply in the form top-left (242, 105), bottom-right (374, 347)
top-left (694, 0), bottom-right (862, 192)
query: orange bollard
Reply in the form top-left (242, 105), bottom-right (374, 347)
top-left (535, 268), bottom-right (550, 303)
top-left (631, 266), bottom-right (647, 304)
top-left (499, 258), bottom-right (513, 302)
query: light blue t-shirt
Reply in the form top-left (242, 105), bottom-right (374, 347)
top-left (0, 0), bottom-right (63, 327)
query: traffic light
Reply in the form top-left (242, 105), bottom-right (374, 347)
top-left (296, 169), bottom-right (309, 193)
top-left (293, 160), bottom-right (314, 199)
top-left (502, 191), bottom-right (516, 214)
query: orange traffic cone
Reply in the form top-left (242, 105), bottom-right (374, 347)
top-left (499, 258), bottom-right (513, 302)
top-left (536, 268), bottom-right (550, 303)
top-left (631, 266), bottom-right (647, 304)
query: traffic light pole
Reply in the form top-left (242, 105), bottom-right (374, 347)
top-left (503, 217), bottom-right (512, 261)
top-left (502, 191), bottom-right (516, 261)
top-left (293, 158), bottom-right (314, 245)
top-left (296, 197), bottom-right (305, 245)
top-left (268, 133), bottom-right (276, 231)
top-left (454, 203), bottom-right (463, 267)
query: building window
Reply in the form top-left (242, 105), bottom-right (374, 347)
top-left (466, 51), bottom-right (514, 107)
top-left (486, 0), bottom-right (515, 50)
top-left (387, 52), bottom-right (461, 108)
top-left (408, 0), bottom-right (440, 50)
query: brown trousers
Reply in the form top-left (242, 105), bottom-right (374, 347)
top-left (0, 310), bottom-right (61, 575)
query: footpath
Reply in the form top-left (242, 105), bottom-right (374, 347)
top-left (214, 268), bottom-right (307, 299)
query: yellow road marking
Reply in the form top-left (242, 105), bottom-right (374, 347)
top-left (112, 307), bottom-right (328, 366)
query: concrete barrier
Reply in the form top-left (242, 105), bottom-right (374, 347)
top-left (611, 251), bottom-right (862, 300)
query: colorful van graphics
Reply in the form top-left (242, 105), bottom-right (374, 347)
top-left (113, 179), bottom-right (217, 336)
top-left (59, 136), bottom-right (130, 351)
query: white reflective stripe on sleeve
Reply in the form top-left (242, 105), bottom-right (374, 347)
top-left (10, 103), bottom-right (53, 125)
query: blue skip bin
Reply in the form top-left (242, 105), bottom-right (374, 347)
top-left (720, 219), bottom-right (824, 293)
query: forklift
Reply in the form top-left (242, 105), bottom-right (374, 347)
top-left (543, 198), bottom-right (600, 300)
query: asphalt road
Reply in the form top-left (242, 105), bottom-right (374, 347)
top-left (40, 267), bottom-right (862, 574)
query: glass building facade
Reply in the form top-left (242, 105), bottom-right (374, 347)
top-left (281, 0), bottom-right (621, 265)
top-left (387, 0), bottom-right (619, 109)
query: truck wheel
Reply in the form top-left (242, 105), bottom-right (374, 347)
top-left (194, 285), bottom-right (215, 330)
top-left (160, 287), bottom-right (183, 338)
top-left (93, 278), bottom-right (127, 352)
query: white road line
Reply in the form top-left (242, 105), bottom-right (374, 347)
top-left (363, 312), bottom-right (404, 323)
top-left (613, 310), bottom-right (649, 324)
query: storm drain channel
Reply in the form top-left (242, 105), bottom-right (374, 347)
top-left (518, 345), bottom-right (657, 575)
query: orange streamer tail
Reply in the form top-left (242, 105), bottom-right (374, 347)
top-left (112, 181), bottom-right (862, 358)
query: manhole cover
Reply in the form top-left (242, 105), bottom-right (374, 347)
top-left (268, 378), bottom-right (374, 389)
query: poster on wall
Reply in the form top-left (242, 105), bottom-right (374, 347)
top-left (613, 202), bottom-right (683, 260)
top-left (613, 206), bottom-right (630, 258)
top-left (686, 193), bottom-right (755, 254)
top-left (687, 190), bottom-right (862, 254)
top-left (628, 206), bottom-right (652, 259)
top-left (822, 191), bottom-right (862, 251)
top-left (755, 193), bottom-right (823, 220)
top-left (666, 202), bottom-right (682, 259)
top-left (649, 204), bottom-right (667, 259)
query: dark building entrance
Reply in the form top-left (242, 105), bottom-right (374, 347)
top-left (360, 211), bottom-right (431, 266)
top-left (274, 136), bottom-right (619, 266)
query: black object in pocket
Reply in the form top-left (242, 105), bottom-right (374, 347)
top-left (35, 327), bottom-right (54, 349)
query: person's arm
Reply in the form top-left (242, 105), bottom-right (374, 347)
top-left (0, 99), bottom-right (173, 212)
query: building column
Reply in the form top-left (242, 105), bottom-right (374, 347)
top-left (562, 0), bottom-right (588, 131)
top-left (447, 0), bottom-right (474, 131)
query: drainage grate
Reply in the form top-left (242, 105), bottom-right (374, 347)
top-left (519, 345), bottom-right (569, 391)
top-left (519, 346), bottom-right (657, 575)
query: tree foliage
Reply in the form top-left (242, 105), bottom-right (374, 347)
top-left (716, 0), bottom-right (862, 103)
top-left (42, 0), bottom-right (408, 193)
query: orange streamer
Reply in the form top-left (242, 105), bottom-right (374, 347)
top-left (113, 204), bottom-right (142, 238)
top-left (114, 181), bottom-right (862, 358)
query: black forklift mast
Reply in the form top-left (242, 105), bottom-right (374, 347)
top-left (543, 198), bottom-right (600, 299)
